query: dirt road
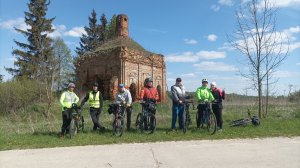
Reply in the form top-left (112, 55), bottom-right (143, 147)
top-left (0, 137), bottom-right (299, 168)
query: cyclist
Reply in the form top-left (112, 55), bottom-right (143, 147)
top-left (171, 77), bottom-right (186, 131)
top-left (140, 78), bottom-right (159, 129)
top-left (210, 81), bottom-right (225, 131)
top-left (195, 79), bottom-right (215, 128)
top-left (80, 82), bottom-right (105, 131)
top-left (114, 83), bottom-right (132, 131)
top-left (140, 77), bottom-right (159, 104)
top-left (59, 83), bottom-right (79, 138)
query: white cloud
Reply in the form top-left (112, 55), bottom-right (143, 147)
top-left (0, 17), bottom-right (30, 32)
top-left (48, 24), bottom-right (66, 38)
top-left (218, 0), bottom-right (234, 6)
top-left (196, 51), bottom-right (226, 59)
top-left (165, 51), bottom-right (226, 62)
top-left (273, 70), bottom-right (300, 78)
top-left (258, 0), bottom-right (300, 8)
top-left (193, 61), bottom-right (237, 71)
top-left (211, 4), bottom-right (220, 11)
top-left (165, 52), bottom-right (198, 62)
top-left (211, 0), bottom-right (234, 12)
top-left (7, 57), bottom-right (17, 62)
top-left (184, 39), bottom-right (198, 44)
top-left (0, 17), bottom-right (87, 38)
top-left (64, 27), bottom-right (86, 37)
top-left (225, 26), bottom-right (300, 54)
top-left (181, 73), bottom-right (196, 77)
top-left (207, 34), bottom-right (218, 42)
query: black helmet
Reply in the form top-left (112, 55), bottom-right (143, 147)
top-left (144, 77), bottom-right (153, 83)
top-left (251, 116), bottom-right (260, 126)
top-left (93, 82), bottom-right (98, 87)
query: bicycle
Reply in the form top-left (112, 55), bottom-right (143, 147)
top-left (135, 99), bottom-right (156, 134)
top-left (182, 99), bottom-right (194, 133)
top-left (69, 103), bottom-right (84, 139)
top-left (229, 109), bottom-right (260, 127)
top-left (110, 103), bottom-right (126, 137)
top-left (196, 102), bottom-right (217, 135)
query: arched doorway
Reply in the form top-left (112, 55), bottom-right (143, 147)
top-left (109, 76), bottom-right (118, 100)
top-left (129, 83), bottom-right (137, 102)
top-left (157, 85), bottom-right (162, 102)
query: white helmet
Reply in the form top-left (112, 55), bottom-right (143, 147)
top-left (211, 81), bottom-right (217, 86)
top-left (68, 83), bottom-right (75, 88)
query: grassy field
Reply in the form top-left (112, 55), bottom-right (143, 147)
top-left (0, 99), bottom-right (299, 150)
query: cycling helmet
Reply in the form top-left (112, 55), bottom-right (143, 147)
top-left (93, 82), bottom-right (98, 87)
top-left (68, 83), bottom-right (75, 88)
top-left (211, 81), bottom-right (217, 86)
top-left (145, 77), bottom-right (153, 83)
top-left (118, 83), bottom-right (125, 87)
top-left (251, 116), bottom-right (260, 126)
top-left (202, 78), bottom-right (208, 83)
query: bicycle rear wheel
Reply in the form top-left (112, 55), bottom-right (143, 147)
top-left (113, 117), bottom-right (124, 137)
top-left (69, 118), bottom-right (77, 139)
top-left (207, 112), bottom-right (217, 135)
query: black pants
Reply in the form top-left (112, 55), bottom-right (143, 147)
top-left (212, 103), bottom-right (223, 129)
top-left (126, 107), bottom-right (132, 130)
top-left (61, 109), bottom-right (71, 135)
top-left (90, 107), bottom-right (103, 130)
top-left (196, 104), bottom-right (206, 128)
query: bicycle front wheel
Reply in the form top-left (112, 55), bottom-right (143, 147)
top-left (183, 110), bottom-right (189, 133)
top-left (208, 112), bottom-right (217, 135)
top-left (113, 117), bottom-right (124, 137)
top-left (69, 118), bottom-right (77, 139)
top-left (144, 113), bottom-right (156, 134)
top-left (135, 113), bottom-right (143, 133)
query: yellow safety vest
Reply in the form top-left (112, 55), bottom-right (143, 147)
top-left (89, 91), bottom-right (100, 108)
top-left (60, 91), bottom-right (79, 109)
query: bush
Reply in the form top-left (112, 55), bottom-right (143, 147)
top-left (0, 79), bottom-right (43, 114)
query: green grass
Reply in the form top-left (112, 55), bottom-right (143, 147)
top-left (0, 100), bottom-right (299, 150)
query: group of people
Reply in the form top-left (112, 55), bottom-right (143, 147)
top-left (59, 77), bottom-right (224, 138)
top-left (59, 77), bottom-right (159, 138)
top-left (171, 78), bottom-right (225, 131)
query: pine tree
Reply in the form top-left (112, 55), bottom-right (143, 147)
top-left (0, 74), bottom-right (3, 83)
top-left (99, 13), bottom-right (107, 42)
top-left (6, 0), bottom-right (55, 79)
top-left (107, 14), bottom-right (117, 39)
top-left (75, 9), bottom-right (101, 55)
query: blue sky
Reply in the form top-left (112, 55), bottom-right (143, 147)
top-left (0, 0), bottom-right (299, 95)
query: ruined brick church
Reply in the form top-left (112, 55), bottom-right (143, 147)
top-left (75, 14), bottom-right (166, 102)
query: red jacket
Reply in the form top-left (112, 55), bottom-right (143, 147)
top-left (140, 87), bottom-right (159, 101)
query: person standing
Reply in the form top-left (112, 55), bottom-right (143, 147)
top-left (210, 81), bottom-right (225, 131)
top-left (60, 83), bottom-right (79, 138)
top-left (171, 77), bottom-right (186, 131)
top-left (114, 83), bottom-right (133, 130)
top-left (140, 77), bottom-right (159, 103)
top-left (140, 78), bottom-right (159, 130)
top-left (80, 82), bottom-right (105, 131)
top-left (195, 79), bottom-right (215, 128)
